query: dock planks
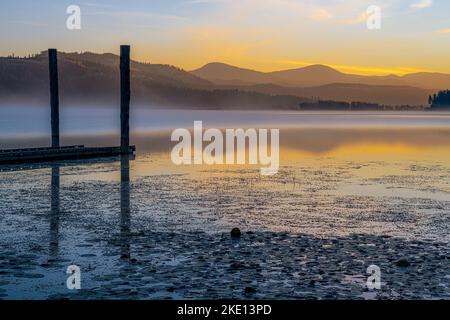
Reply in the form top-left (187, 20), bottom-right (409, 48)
top-left (0, 145), bottom-right (135, 164)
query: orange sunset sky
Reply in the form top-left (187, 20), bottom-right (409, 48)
top-left (1, 0), bottom-right (450, 75)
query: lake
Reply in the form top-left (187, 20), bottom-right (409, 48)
top-left (0, 107), bottom-right (449, 299)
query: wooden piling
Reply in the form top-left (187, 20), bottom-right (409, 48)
top-left (48, 49), bottom-right (60, 148)
top-left (120, 45), bottom-right (131, 153)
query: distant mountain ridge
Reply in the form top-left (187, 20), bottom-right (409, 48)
top-left (0, 51), bottom-right (311, 109)
top-left (191, 62), bottom-right (450, 90)
top-left (0, 51), bottom-right (444, 108)
top-left (0, 51), bottom-right (213, 105)
top-left (224, 82), bottom-right (431, 106)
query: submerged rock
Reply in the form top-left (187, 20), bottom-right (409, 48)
top-left (231, 228), bottom-right (241, 238)
top-left (395, 259), bottom-right (411, 267)
top-left (244, 287), bottom-right (256, 294)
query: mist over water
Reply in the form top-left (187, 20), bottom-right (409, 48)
top-left (1, 106), bottom-right (450, 135)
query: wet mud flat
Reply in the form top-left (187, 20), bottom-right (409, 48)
top-left (0, 135), bottom-right (449, 299)
top-left (0, 230), bottom-right (448, 300)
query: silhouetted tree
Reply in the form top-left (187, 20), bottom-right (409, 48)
top-left (429, 90), bottom-right (450, 110)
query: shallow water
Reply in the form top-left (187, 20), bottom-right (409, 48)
top-left (0, 110), bottom-right (449, 299)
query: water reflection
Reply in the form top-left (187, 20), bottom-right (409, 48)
top-left (120, 154), bottom-right (131, 260)
top-left (42, 156), bottom-right (133, 259)
top-left (49, 165), bottom-right (60, 257)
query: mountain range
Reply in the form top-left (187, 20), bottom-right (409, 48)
top-left (1, 51), bottom-right (449, 108)
top-left (192, 62), bottom-right (450, 89)
top-left (191, 62), bottom-right (450, 106)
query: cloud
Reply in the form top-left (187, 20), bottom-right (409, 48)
top-left (11, 20), bottom-right (49, 27)
top-left (82, 2), bottom-right (114, 8)
top-left (310, 8), bottom-right (333, 21)
top-left (436, 28), bottom-right (450, 34)
top-left (345, 11), bottom-right (368, 25)
top-left (184, 0), bottom-right (224, 4)
top-left (410, 0), bottom-right (432, 9)
top-left (87, 10), bottom-right (189, 23)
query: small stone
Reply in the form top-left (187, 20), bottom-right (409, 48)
top-left (230, 228), bottom-right (241, 238)
top-left (244, 287), bottom-right (256, 294)
top-left (395, 259), bottom-right (410, 267)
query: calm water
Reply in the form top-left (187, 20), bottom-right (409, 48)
top-left (0, 108), bottom-right (449, 299)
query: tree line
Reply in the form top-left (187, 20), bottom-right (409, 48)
top-left (299, 99), bottom-right (423, 111)
top-left (429, 90), bottom-right (450, 110)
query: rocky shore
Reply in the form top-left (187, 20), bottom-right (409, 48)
top-left (1, 230), bottom-right (448, 300)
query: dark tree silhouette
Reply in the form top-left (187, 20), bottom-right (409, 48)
top-left (429, 90), bottom-right (450, 110)
top-left (299, 99), bottom-right (422, 111)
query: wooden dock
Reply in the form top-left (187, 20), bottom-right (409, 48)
top-left (0, 45), bottom-right (136, 165)
top-left (0, 145), bottom-right (135, 165)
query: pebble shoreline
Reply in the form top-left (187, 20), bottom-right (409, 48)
top-left (1, 231), bottom-right (448, 300)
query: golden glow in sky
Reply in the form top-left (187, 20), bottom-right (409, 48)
top-left (1, 0), bottom-right (450, 76)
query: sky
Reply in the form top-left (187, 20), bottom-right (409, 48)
top-left (0, 0), bottom-right (449, 75)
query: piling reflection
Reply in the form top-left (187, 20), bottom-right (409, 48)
top-left (120, 154), bottom-right (131, 260)
top-left (49, 165), bottom-right (60, 257)
top-left (44, 156), bottom-right (132, 259)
